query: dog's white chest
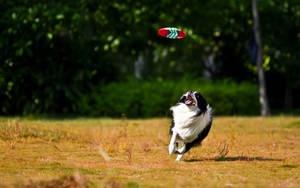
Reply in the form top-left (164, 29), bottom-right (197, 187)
top-left (171, 104), bottom-right (197, 128)
top-left (171, 104), bottom-right (210, 143)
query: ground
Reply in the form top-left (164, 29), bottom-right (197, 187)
top-left (0, 117), bottom-right (299, 187)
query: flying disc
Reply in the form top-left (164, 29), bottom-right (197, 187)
top-left (158, 27), bottom-right (186, 39)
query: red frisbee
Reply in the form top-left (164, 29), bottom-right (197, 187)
top-left (158, 27), bottom-right (186, 39)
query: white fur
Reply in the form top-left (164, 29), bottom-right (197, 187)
top-left (170, 104), bottom-right (212, 143)
top-left (176, 154), bottom-right (184, 161)
top-left (168, 132), bottom-right (178, 154)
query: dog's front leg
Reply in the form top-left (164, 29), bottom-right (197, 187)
top-left (169, 132), bottom-right (178, 155)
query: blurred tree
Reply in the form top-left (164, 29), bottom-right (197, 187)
top-left (252, 0), bottom-right (270, 116)
top-left (259, 0), bottom-right (300, 111)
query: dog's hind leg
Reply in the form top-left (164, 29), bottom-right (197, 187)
top-left (175, 143), bottom-right (186, 161)
top-left (176, 143), bottom-right (186, 154)
top-left (176, 153), bottom-right (184, 161)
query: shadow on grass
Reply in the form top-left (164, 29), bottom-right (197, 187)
top-left (184, 156), bottom-right (283, 162)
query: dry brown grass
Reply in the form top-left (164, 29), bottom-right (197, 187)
top-left (0, 117), bottom-right (299, 187)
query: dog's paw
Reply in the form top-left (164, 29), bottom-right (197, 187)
top-left (176, 154), bottom-right (183, 161)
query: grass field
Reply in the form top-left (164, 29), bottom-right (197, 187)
top-left (0, 117), bottom-right (299, 187)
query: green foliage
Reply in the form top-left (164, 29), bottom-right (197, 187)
top-left (0, 0), bottom-right (299, 115)
top-left (0, 0), bottom-right (117, 114)
top-left (77, 79), bottom-right (260, 117)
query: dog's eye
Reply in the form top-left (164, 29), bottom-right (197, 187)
top-left (179, 96), bottom-right (186, 103)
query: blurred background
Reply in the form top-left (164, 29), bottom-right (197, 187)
top-left (0, 0), bottom-right (299, 117)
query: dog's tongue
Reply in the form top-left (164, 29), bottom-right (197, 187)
top-left (185, 100), bottom-right (192, 105)
top-left (185, 95), bottom-right (193, 105)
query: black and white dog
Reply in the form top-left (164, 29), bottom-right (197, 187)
top-left (169, 90), bottom-right (212, 161)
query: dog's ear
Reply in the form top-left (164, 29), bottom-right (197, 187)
top-left (195, 92), bottom-right (207, 111)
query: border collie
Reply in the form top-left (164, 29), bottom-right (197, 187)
top-left (169, 90), bottom-right (212, 161)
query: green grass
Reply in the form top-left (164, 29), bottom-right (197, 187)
top-left (0, 117), bottom-right (300, 187)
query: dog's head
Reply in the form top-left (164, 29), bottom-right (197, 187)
top-left (178, 90), bottom-right (208, 112)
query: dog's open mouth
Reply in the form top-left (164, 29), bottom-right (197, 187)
top-left (185, 94), bottom-right (195, 105)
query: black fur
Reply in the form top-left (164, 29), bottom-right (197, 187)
top-left (195, 92), bottom-right (208, 112)
top-left (182, 116), bottom-right (212, 153)
top-left (169, 119), bottom-right (175, 135)
top-left (178, 96), bottom-right (186, 103)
